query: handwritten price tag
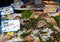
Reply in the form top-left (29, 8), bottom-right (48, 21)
top-left (0, 6), bottom-right (14, 15)
top-left (1, 20), bottom-right (20, 32)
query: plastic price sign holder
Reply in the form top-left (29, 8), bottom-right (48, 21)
top-left (0, 6), bottom-right (14, 15)
top-left (35, 0), bottom-right (42, 6)
top-left (35, 0), bottom-right (42, 4)
top-left (1, 20), bottom-right (20, 32)
top-left (34, 0), bottom-right (42, 8)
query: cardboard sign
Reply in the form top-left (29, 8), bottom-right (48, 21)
top-left (1, 20), bottom-right (20, 32)
top-left (0, 6), bottom-right (14, 15)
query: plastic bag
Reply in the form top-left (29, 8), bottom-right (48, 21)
top-left (11, 0), bottom-right (24, 9)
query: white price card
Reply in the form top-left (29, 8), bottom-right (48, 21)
top-left (1, 20), bottom-right (20, 32)
top-left (0, 6), bottom-right (14, 15)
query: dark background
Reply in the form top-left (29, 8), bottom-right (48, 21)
top-left (0, 0), bottom-right (59, 7)
top-left (0, 0), bottom-right (14, 7)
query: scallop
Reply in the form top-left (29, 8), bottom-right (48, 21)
top-left (37, 21), bottom-right (46, 28)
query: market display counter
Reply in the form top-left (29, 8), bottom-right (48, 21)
top-left (0, 0), bottom-right (60, 42)
top-left (0, 10), bottom-right (60, 42)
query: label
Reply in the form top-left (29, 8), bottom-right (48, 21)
top-left (1, 20), bottom-right (20, 32)
top-left (7, 32), bottom-right (14, 36)
top-left (0, 6), bottom-right (14, 15)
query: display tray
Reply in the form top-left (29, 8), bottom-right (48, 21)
top-left (1, 10), bottom-right (60, 42)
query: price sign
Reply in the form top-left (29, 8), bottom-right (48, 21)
top-left (1, 20), bottom-right (20, 32)
top-left (0, 6), bottom-right (14, 15)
